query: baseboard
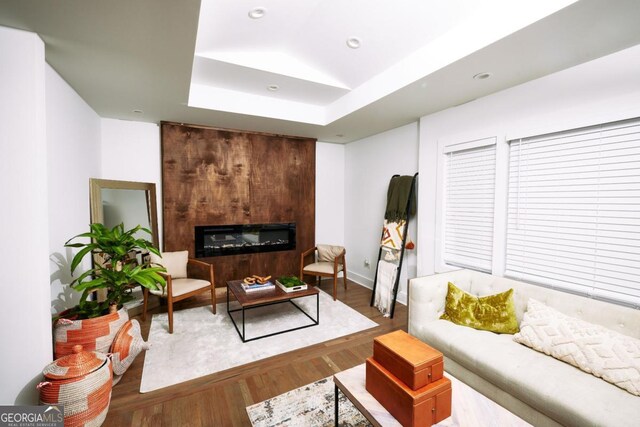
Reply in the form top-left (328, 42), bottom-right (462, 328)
top-left (396, 291), bottom-right (407, 306)
top-left (346, 270), bottom-right (373, 289)
top-left (346, 270), bottom-right (407, 307)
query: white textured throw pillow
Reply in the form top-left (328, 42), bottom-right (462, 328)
top-left (514, 299), bottom-right (640, 396)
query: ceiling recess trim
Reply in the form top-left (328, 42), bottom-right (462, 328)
top-left (189, 0), bottom-right (578, 125)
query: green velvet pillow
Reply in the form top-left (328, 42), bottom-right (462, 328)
top-left (440, 282), bottom-right (519, 334)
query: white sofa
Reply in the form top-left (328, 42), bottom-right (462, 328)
top-left (408, 269), bottom-right (640, 427)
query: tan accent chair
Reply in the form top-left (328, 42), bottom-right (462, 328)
top-left (143, 250), bottom-right (216, 333)
top-left (300, 245), bottom-right (347, 301)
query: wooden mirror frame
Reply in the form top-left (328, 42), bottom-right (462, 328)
top-left (89, 178), bottom-right (160, 249)
top-left (89, 178), bottom-right (160, 303)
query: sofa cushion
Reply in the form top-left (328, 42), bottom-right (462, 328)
top-left (514, 298), bottom-right (640, 396)
top-left (440, 282), bottom-right (519, 334)
top-left (412, 319), bottom-right (640, 427)
top-left (409, 269), bottom-right (640, 336)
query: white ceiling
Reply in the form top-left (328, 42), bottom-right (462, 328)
top-left (191, 0), bottom-right (485, 107)
top-left (1, 0), bottom-right (640, 142)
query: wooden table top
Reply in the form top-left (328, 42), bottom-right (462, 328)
top-left (227, 279), bottom-right (319, 307)
top-left (333, 364), bottom-right (531, 427)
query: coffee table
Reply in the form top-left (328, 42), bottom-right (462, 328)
top-left (333, 364), bottom-right (531, 427)
top-left (226, 279), bottom-right (319, 342)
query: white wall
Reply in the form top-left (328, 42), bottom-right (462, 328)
top-left (100, 118), bottom-right (163, 245)
top-left (0, 27), bottom-right (52, 405)
top-left (418, 43), bottom-right (640, 277)
top-left (345, 123), bottom-right (419, 304)
top-left (315, 142), bottom-right (345, 245)
top-left (47, 64), bottom-right (102, 315)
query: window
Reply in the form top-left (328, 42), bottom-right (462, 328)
top-left (443, 141), bottom-right (496, 272)
top-left (506, 118), bottom-right (640, 305)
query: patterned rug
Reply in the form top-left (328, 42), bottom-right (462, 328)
top-left (140, 290), bottom-right (377, 393)
top-left (246, 376), bottom-right (372, 427)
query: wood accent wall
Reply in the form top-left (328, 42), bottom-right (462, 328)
top-left (161, 122), bottom-right (316, 287)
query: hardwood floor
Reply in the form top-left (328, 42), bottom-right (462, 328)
top-left (104, 280), bottom-right (407, 426)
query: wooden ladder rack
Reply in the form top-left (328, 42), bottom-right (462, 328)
top-left (369, 173), bottom-right (418, 319)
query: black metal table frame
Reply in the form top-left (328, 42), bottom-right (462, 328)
top-left (226, 286), bottom-right (319, 343)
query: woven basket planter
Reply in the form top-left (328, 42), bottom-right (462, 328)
top-left (110, 319), bottom-right (149, 376)
top-left (39, 345), bottom-right (113, 427)
top-left (54, 306), bottom-right (129, 359)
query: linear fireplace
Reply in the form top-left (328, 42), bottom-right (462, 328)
top-left (194, 223), bottom-right (296, 258)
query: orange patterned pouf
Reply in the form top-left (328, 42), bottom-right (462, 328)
top-left (39, 345), bottom-right (113, 427)
top-left (54, 307), bottom-right (129, 359)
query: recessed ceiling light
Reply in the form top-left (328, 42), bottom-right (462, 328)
top-left (473, 72), bottom-right (492, 80)
top-left (267, 84), bottom-right (279, 91)
top-left (346, 37), bottom-right (361, 49)
top-left (248, 7), bottom-right (266, 19)
top-left (132, 109), bottom-right (143, 114)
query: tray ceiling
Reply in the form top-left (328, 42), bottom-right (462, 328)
top-left (1, 0), bottom-right (640, 142)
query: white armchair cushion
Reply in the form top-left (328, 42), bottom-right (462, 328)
top-left (303, 261), bottom-right (342, 275)
top-left (149, 278), bottom-right (211, 297)
top-left (316, 244), bottom-right (344, 262)
top-left (150, 250), bottom-right (188, 279)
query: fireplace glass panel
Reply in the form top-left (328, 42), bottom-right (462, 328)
top-left (195, 223), bottom-right (296, 257)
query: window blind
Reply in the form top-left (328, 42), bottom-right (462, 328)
top-left (506, 118), bottom-right (640, 306)
top-left (444, 144), bottom-right (496, 271)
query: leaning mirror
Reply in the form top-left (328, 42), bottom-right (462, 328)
top-left (89, 178), bottom-right (160, 308)
top-left (89, 178), bottom-right (159, 249)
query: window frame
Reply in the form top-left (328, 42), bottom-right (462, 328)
top-left (504, 118), bottom-right (640, 306)
top-left (435, 136), bottom-right (506, 273)
top-left (432, 116), bottom-right (640, 308)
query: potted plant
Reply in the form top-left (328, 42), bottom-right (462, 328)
top-left (53, 223), bottom-right (166, 358)
top-left (65, 222), bottom-right (166, 316)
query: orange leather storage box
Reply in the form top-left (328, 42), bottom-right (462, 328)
top-left (373, 330), bottom-right (444, 390)
top-left (366, 357), bottom-right (451, 427)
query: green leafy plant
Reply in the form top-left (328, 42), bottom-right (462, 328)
top-left (64, 223), bottom-right (166, 318)
top-left (277, 275), bottom-right (305, 288)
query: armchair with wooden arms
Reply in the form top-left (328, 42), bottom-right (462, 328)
top-left (143, 250), bottom-right (216, 333)
top-left (300, 244), bottom-right (347, 301)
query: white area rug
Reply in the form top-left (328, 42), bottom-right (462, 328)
top-left (246, 376), bottom-right (371, 427)
top-left (140, 290), bottom-right (377, 393)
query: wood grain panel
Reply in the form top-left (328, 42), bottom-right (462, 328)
top-left (161, 122), bottom-right (316, 286)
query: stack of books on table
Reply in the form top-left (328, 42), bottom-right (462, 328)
top-left (241, 281), bottom-right (275, 293)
